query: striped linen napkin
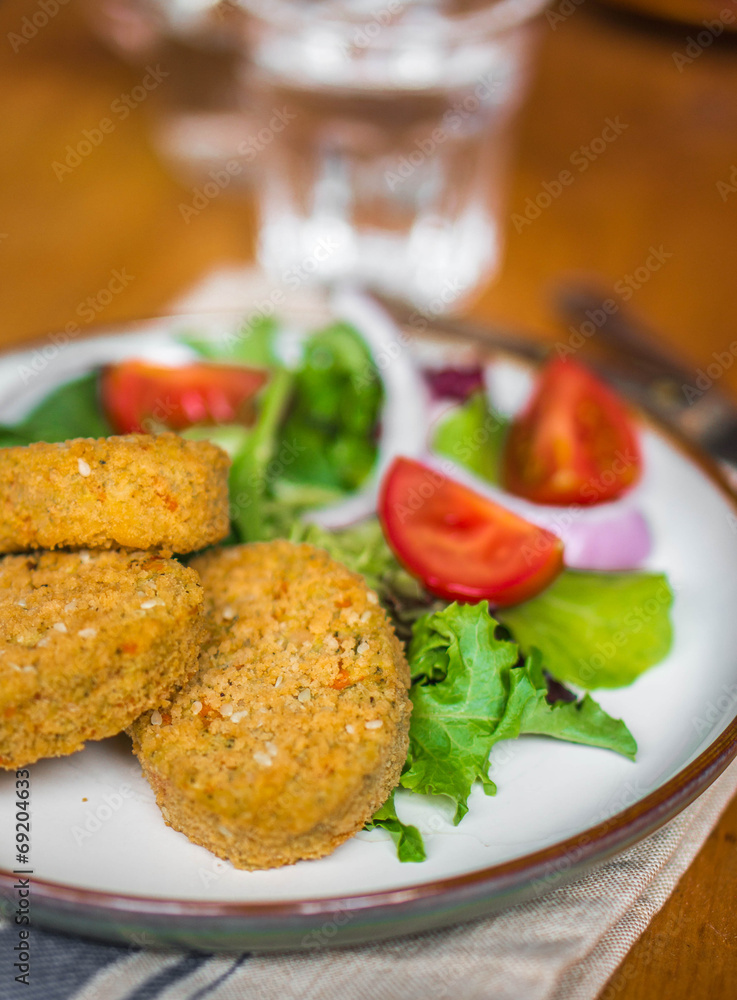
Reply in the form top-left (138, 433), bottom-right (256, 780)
top-left (2, 758), bottom-right (735, 1000)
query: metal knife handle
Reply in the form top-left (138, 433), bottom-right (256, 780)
top-left (553, 285), bottom-right (696, 385)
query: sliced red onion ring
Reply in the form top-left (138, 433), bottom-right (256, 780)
top-left (482, 361), bottom-right (652, 568)
top-left (423, 455), bottom-right (653, 571)
top-left (423, 366), bottom-right (485, 402)
top-left (548, 506), bottom-right (652, 570)
top-left (304, 287), bottom-right (429, 530)
top-left (304, 295), bottom-right (651, 568)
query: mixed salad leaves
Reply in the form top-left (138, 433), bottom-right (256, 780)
top-left (0, 312), bottom-right (674, 862)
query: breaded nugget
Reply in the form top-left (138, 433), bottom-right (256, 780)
top-left (0, 433), bottom-right (230, 555)
top-left (0, 549), bottom-right (205, 768)
top-left (129, 541), bottom-right (412, 869)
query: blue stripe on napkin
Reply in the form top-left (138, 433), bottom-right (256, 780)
top-left (122, 955), bottom-right (209, 1000)
top-left (0, 922), bottom-right (131, 1000)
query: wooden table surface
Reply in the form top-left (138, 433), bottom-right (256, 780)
top-left (1, 2), bottom-right (735, 995)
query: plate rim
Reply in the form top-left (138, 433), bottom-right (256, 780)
top-left (1, 311), bottom-right (736, 938)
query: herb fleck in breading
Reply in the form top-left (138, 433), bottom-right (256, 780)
top-left (0, 433), bottom-right (230, 555)
top-left (0, 549), bottom-right (205, 768)
top-left (129, 541), bottom-right (412, 869)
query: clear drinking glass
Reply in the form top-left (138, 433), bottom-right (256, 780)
top-left (242, 0), bottom-right (549, 312)
top-left (91, 0), bottom-right (548, 311)
top-left (88, 0), bottom-right (258, 184)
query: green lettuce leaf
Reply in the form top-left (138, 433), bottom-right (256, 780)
top-left (228, 368), bottom-right (294, 542)
top-left (365, 791), bottom-right (426, 863)
top-left (401, 603), bottom-right (519, 821)
top-left (400, 602), bottom-right (636, 823)
top-left (180, 314), bottom-right (279, 368)
top-left (499, 569), bottom-right (674, 689)
top-left (181, 423), bottom-right (251, 458)
top-left (290, 518), bottom-right (402, 593)
top-left (432, 391), bottom-right (509, 485)
top-left (277, 322), bottom-right (383, 494)
top-left (494, 648), bottom-right (637, 759)
top-left (0, 373), bottom-right (112, 447)
top-left (183, 318), bottom-right (384, 532)
top-left (288, 518), bottom-right (444, 641)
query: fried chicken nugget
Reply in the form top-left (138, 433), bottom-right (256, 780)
top-left (0, 433), bottom-right (230, 555)
top-left (0, 550), bottom-right (205, 768)
top-left (129, 541), bottom-right (412, 869)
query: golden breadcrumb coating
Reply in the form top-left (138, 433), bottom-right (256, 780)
top-left (0, 433), bottom-right (230, 555)
top-left (129, 541), bottom-right (412, 869)
top-left (0, 550), bottom-right (205, 768)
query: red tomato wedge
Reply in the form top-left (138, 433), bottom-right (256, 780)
top-left (101, 361), bottom-right (269, 434)
top-left (379, 457), bottom-right (564, 607)
top-left (502, 358), bottom-right (642, 506)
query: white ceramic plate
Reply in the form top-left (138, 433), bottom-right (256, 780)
top-left (0, 312), bottom-right (736, 951)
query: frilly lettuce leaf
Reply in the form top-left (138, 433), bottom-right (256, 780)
top-left (398, 602), bottom-right (637, 824)
top-left (364, 791), bottom-right (426, 863)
